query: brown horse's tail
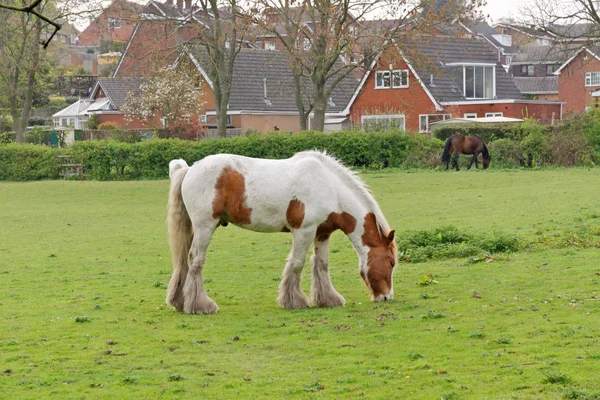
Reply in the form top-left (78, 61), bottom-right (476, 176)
top-left (166, 159), bottom-right (192, 310)
top-left (441, 136), bottom-right (453, 163)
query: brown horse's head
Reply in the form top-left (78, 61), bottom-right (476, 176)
top-left (360, 213), bottom-right (397, 302)
top-left (482, 144), bottom-right (491, 169)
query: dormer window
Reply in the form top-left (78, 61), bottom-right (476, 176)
top-left (375, 69), bottom-right (409, 89)
top-left (447, 63), bottom-right (496, 99)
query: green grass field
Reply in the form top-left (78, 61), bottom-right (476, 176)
top-left (1, 169), bottom-right (600, 399)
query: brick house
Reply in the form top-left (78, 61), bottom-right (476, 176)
top-left (347, 36), bottom-right (563, 132)
top-left (187, 47), bottom-right (358, 133)
top-left (84, 77), bottom-right (150, 129)
top-left (114, 1), bottom-right (218, 77)
top-left (510, 45), bottom-right (577, 101)
top-left (78, 0), bottom-right (143, 46)
top-left (555, 46), bottom-right (600, 115)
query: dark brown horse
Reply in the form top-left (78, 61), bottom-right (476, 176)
top-left (441, 134), bottom-right (490, 171)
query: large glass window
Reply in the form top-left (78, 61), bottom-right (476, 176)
top-left (451, 65), bottom-right (494, 99)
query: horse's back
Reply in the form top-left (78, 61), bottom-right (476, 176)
top-left (179, 152), bottom-right (340, 232)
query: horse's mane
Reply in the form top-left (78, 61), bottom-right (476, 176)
top-left (294, 150), bottom-right (393, 236)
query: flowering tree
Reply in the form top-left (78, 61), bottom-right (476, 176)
top-left (121, 65), bottom-right (204, 138)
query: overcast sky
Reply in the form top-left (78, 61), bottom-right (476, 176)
top-left (481, 0), bottom-right (521, 23)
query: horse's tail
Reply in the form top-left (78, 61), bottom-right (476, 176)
top-left (441, 136), bottom-right (453, 163)
top-left (166, 159), bottom-right (192, 310)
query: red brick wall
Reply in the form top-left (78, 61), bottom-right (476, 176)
top-left (446, 102), bottom-right (561, 121)
top-left (557, 51), bottom-right (600, 115)
top-left (78, 0), bottom-right (139, 46)
top-left (349, 53), bottom-right (439, 131)
top-left (115, 20), bottom-right (201, 77)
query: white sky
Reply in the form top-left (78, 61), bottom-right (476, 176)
top-left (480, 0), bottom-right (521, 23)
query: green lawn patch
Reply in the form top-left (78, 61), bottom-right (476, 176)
top-left (1, 169), bottom-right (599, 398)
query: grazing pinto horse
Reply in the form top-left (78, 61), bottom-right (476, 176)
top-left (442, 134), bottom-right (490, 171)
top-left (166, 151), bottom-right (397, 314)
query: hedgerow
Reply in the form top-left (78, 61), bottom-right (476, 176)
top-left (0, 130), bottom-right (443, 181)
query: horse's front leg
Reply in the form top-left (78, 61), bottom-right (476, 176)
top-left (310, 237), bottom-right (345, 307)
top-left (277, 228), bottom-right (315, 309)
top-left (182, 225), bottom-right (219, 314)
top-left (467, 154), bottom-right (477, 170)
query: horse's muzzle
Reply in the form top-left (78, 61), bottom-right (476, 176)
top-left (373, 292), bottom-right (394, 302)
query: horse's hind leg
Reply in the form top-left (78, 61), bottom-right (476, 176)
top-left (310, 237), bottom-right (345, 307)
top-left (182, 225), bottom-right (219, 314)
top-left (453, 153), bottom-right (460, 171)
top-left (277, 228), bottom-right (314, 309)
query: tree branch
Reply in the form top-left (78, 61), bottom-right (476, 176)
top-left (0, 0), bottom-right (61, 48)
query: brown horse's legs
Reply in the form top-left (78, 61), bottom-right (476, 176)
top-left (453, 152), bottom-right (460, 171)
top-left (467, 154), bottom-right (478, 170)
top-left (445, 149), bottom-right (453, 170)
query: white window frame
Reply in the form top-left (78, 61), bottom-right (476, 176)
top-left (464, 113), bottom-right (478, 118)
top-left (303, 38), bottom-right (311, 51)
top-left (361, 114), bottom-right (405, 132)
top-left (375, 70), bottom-right (409, 89)
top-left (392, 70), bottom-right (409, 88)
top-left (199, 115), bottom-right (207, 123)
top-left (485, 112), bottom-right (503, 117)
top-left (264, 41), bottom-right (276, 51)
top-left (419, 114), bottom-right (451, 133)
top-left (375, 71), bottom-right (391, 89)
top-left (108, 18), bottom-right (121, 29)
top-left (585, 72), bottom-right (600, 87)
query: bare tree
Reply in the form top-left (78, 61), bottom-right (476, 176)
top-left (0, 0), bottom-right (60, 48)
top-left (518, 0), bottom-right (600, 43)
top-left (252, 0), bottom-right (484, 131)
top-left (188, 0), bottom-right (254, 137)
top-left (0, 0), bottom-right (105, 142)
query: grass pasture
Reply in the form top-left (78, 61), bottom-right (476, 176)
top-left (1, 168), bottom-right (600, 399)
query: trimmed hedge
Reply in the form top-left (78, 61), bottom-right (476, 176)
top-left (0, 131), bottom-right (444, 181)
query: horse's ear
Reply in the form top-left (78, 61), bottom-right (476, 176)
top-left (387, 230), bottom-right (395, 243)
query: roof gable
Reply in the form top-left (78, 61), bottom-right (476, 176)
top-left (92, 77), bottom-right (148, 109)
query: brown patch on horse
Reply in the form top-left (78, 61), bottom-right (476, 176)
top-left (286, 199), bottom-right (305, 229)
top-left (212, 167), bottom-right (252, 225)
top-left (315, 212), bottom-right (356, 241)
top-left (361, 213), bottom-right (396, 298)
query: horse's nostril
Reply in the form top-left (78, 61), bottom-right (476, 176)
top-left (383, 296), bottom-right (388, 301)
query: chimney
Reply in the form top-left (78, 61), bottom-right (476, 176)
top-left (177, 0), bottom-right (183, 9)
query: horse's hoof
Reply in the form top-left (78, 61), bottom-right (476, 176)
top-left (184, 295), bottom-right (219, 314)
top-left (311, 290), bottom-right (346, 307)
top-left (277, 291), bottom-right (310, 309)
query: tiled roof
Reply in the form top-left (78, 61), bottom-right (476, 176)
top-left (512, 45), bottom-right (577, 64)
top-left (190, 48), bottom-right (359, 113)
top-left (96, 77), bottom-right (148, 109)
top-left (404, 36), bottom-right (523, 102)
top-left (512, 77), bottom-right (558, 94)
top-left (462, 20), bottom-right (519, 54)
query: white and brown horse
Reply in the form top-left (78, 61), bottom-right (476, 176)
top-left (166, 151), bottom-right (397, 314)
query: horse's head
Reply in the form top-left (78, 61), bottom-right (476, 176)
top-left (482, 154), bottom-right (491, 169)
top-left (360, 214), bottom-right (397, 302)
